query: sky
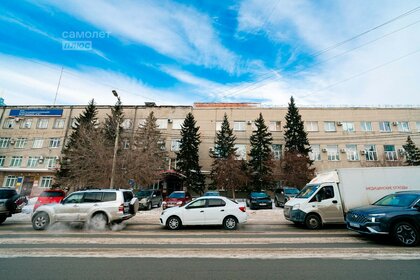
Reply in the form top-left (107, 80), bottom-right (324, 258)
top-left (0, 0), bottom-right (420, 107)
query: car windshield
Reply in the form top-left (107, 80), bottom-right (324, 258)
top-left (137, 190), bottom-right (153, 197)
top-left (251, 192), bottom-right (269, 198)
top-left (169, 192), bottom-right (185, 198)
top-left (374, 193), bottom-right (419, 207)
top-left (204, 192), bottom-right (219, 196)
top-left (285, 188), bottom-right (299, 195)
top-left (295, 185), bottom-right (319, 199)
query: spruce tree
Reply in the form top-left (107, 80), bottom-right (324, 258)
top-left (403, 136), bottom-right (420, 166)
top-left (212, 113), bottom-right (237, 158)
top-left (176, 113), bottom-right (205, 195)
top-left (283, 96), bottom-right (311, 156)
top-left (103, 96), bottom-right (124, 143)
top-left (248, 113), bottom-right (274, 191)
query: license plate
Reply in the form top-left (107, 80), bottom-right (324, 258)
top-left (259, 203), bottom-right (266, 206)
top-left (350, 222), bottom-right (360, 228)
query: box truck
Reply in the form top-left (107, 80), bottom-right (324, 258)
top-left (283, 167), bottom-right (420, 229)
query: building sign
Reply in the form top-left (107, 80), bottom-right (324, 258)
top-left (9, 109), bottom-right (63, 117)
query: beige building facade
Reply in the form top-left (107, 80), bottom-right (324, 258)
top-left (1, 103), bottom-right (419, 196)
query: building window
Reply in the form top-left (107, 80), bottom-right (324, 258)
top-left (20, 119), bottom-right (32, 129)
top-left (379, 121), bottom-right (392, 133)
top-left (0, 137), bottom-right (11, 148)
top-left (156, 119), bottom-right (168, 129)
top-left (171, 139), bottom-right (181, 152)
top-left (360, 121), bottom-right (373, 132)
top-left (324, 121), bottom-right (336, 132)
top-left (40, 176), bottom-right (53, 188)
top-left (122, 139), bottom-right (130, 149)
top-left (3, 176), bottom-right (17, 188)
top-left (365, 145), bottom-right (378, 161)
top-left (172, 119), bottom-right (183, 130)
top-left (33, 138), bottom-right (44, 149)
top-left (271, 144), bottom-right (282, 160)
top-left (234, 121), bottom-right (246, 131)
top-left (309, 145), bottom-right (321, 161)
top-left (342, 122), bottom-right (355, 132)
top-left (10, 156), bottom-right (23, 167)
top-left (37, 119), bottom-right (49, 129)
top-left (416, 121), bottom-right (420, 132)
top-left (3, 119), bottom-right (15, 129)
top-left (384, 145), bottom-right (398, 161)
top-left (46, 157), bottom-right (56, 169)
top-left (346, 144), bottom-right (359, 161)
top-left (397, 122), bottom-right (410, 132)
top-left (122, 119), bottom-right (132, 129)
top-left (15, 138), bottom-right (28, 149)
top-left (52, 118), bottom-right (65, 129)
top-left (215, 121), bottom-right (223, 131)
top-left (234, 144), bottom-right (247, 160)
top-left (327, 145), bottom-right (339, 161)
top-left (269, 121), bottom-right (281, 132)
top-left (49, 138), bottom-right (61, 148)
top-left (27, 157), bottom-right (39, 168)
top-left (0, 156), bottom-right (5, 166)
top-left (306, 121), bottom-right (319, 132)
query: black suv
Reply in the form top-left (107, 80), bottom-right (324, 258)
top-left (274, 187), bottom-right (299, 207)
top-left (346, 191), bottom-right (420, 246)
top-left (246, 191), bottom-right (272, 210)
top-left (0, 188), bottom-right (27, 224)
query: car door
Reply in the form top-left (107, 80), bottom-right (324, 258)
top-left (314, 185), bottom-right (344, 223)
top-left (55, 193), bottom-right (84, 221)
top-left (182, 198), bottom-right (207, 225)
top-left (204, 198), bottom-right (227, 224)
top-left (78, 192), bottom-right (103, 221)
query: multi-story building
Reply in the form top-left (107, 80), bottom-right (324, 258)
top-left (1, 103), bottom-right (419, 196)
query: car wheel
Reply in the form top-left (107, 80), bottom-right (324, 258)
top-left (89, 213), bottom-right (108, 230)
top-left (0, 214), bottom-right (7, 225)
top-left (223, 216), bottom-right (238, 230)
top-left (32, 212), bottom-right (50, 230)
top-left (305, 214), bottom-right (322, 230)
top-left (147, 202), bottom-right (152, 210)
top-left (166, 216), bottom-right (181, 230)
top-left (393, 222), bottom-right (418, 246)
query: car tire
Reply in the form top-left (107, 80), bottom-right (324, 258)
top-left (393, 221), bottom-right (418, 247)
top-left (305, 213), bottom-right (322, 230)
top-left (147, 202), bottom-right (152, 210)
top-left (89, 213), bottom-right (108, 230)
top-left (166, 216), bottom-right (181, 230)
top-left (223, 216), bottom-right (238, 230)
top-left (32, 212), bottom-right (50, 230)
top-left (0, 214), bottom-right (7, 225)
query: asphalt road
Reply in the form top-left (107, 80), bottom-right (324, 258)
top-left (1, 207), bottom-right (419, 279)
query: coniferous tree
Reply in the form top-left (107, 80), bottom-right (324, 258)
top-left (176, 113), bottom-right (205, 195)
top-left (103, 96), bottom-right (124, 143)
top-left (403, 136), bottom-right (420, 166)
top-left (212, 113), bottom-right (237, 158)
top-left (248, 113), bottom-right (274, 191)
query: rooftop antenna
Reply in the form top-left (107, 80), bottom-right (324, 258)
top-left (53, 66), bottom-right (64, 106)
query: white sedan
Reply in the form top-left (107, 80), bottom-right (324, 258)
top-left (160, 196), bottom-right (247, 230)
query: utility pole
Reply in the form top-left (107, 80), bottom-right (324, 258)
top-left (109, 90), bottom-right (120, 189)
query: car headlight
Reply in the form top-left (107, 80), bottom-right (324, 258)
top-left (292, 204), bottom-right (300, 210)
top-left (162, 201), bottom-right (167, 205)
top-left (176, 201), bottom-right (182, 205)
top-left (368, 213), bottom-right (386, 222)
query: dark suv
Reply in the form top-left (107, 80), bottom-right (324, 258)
top-left (346, 191), bottom-right (420, 246)
top-left (246, 191), bottom-right (272, 210)
top-left (0, 188), bottom-right (27, 224)
top-left (136, 189), bottom-right (163, 210)
top-left (274, 187), bottom-right (299, 207)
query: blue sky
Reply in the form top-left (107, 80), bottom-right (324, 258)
top-left (1, 0), bottom-right (420, 106)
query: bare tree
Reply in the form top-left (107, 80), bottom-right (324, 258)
top-left (276, 151), bottom-right (315, 189)
top-left (212, 154), bottom-right (248, 199)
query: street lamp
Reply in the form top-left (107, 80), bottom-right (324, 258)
top-left (110, 90), bottom-right (121, 189)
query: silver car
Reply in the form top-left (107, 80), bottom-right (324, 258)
top-left (31, 189), bottom-right (139, 230)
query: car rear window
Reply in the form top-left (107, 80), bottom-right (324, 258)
top-left (40, 191), bottom-right (64, 197)
top-left (208, 199), bottom-right (226, 207)
top-left (102, 192), bottom-right (117, 202)
top-left (123, 191), bottom-right (133, 202)
top-left (169, 192), bottom-right (185, 198)
top-left (0, 189), bottom-right (17, 199)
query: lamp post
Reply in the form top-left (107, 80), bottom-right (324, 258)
top-left (109, 90), bottom-right (120, 189)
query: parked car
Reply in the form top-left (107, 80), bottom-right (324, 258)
top-left (274, 187), bottom-right (299, 207)
top-left (0, 188), bottom-right (27, 224)
top-left (203, 191), bottom-right (220, 196)
top-left (31, 189), bottom-right (139, 230)
top-left (346, 191), bottom-right (420, 246)
top-left (136, 189), bottom-right (163, 210)
top-left (33, 189), bottom-right (66, 212)
top-left (162, 191), bottom-right (192, 210)
top-left (160, 196), bottom-right (247, 230)
top-left (246, 191), bottom-right (273, 210)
